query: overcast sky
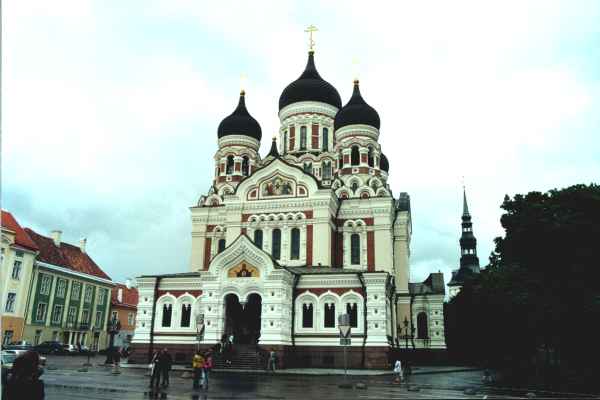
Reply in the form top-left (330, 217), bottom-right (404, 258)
top-left (3, 1), bottom-right (599, 288)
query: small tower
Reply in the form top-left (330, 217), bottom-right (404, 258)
top-left (448, 187), bottom-right (480, 296)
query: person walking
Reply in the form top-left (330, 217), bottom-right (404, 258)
top-left (158, 348), bottom-right (173, 388)
top-left (203, 352), bottom-right (213, 390)
top-left (267, 350), bottom-right (277, 372)
top-left (192, 351), bottom-right (204, 390)
top-left (149, 351), bottom-right (161, 390)
top-left (393, 359), bottom-right (402, 384)
top-left (4, 351), bottom-right (45, 400)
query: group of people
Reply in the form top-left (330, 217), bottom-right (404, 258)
top-left (192, 350), bottom-right (214, 390)
top-left (2, 351), bottom-right (45, 400)
top-left (149, 348), bottom-right (173, 390)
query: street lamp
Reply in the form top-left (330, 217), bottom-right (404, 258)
top-left (403, 317), bottom-right (409, 349)
top-left (105, 315), bottom-right (121, 364)
top-left (196, 313), bottom-right (205, 352)
top-left (338, 313), bottom-right (351, 388)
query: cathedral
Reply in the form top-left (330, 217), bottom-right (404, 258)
top-left (130, 41), bottom-right (446, 368)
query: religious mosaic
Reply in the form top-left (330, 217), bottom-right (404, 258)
top-left (260, 176), bottom-right (294, 197)
top-left (227, 262), bottom-right (259, 278)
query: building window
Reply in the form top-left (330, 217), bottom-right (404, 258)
top-left (283, 131), bottom-right (288, 153)
top-left (181, 304), bottom-right (191, 327)
top-left (242, 156), bottom-right (249, 176)
top-left (350, 234), bottom-right (361, 265)
top-left (351, 146), bottom-right (360, 166)
top-left (368, 146), bottom-right (374, 167)
top-left (51, 305), bottom-right (63, 324)
top-left (67, 306), bottom-right (77, 324)
top-left (11, 260), bottom-right (22, 280)
top-left (128, 313), bottom-right (135, 326)
top-left (322, 128), bottom-right (329, 150)
top-left (271, 229), bottom-right (281, 260)
top-left (56, 279), bottom-right (67, 298)
top-left (15, 250), bottom-right (24, 258)
top-left (303, 162), bottom-right (312, 174)
top-left (324, 303), bottom-right (335, 328)
top-left (226, 155), bottom-right (234, 174)
top-left (39, 274), bottom-right (52, 295)
top-left (290, 228), bottom-right (300, 260)
top-left (338, 155), bottom-right (343, 169)
top-left (98, 288), bottom-right (106, 304)
top-left (322, 161), bottom-right (331, 179)
top-left (2, 330), bottom-right (14, 346)
top-left (34, 330), bottom-right (42, 345)
top-left (81, 309), bottom-right (90, 324)
top-left (161, 304), bottom-right (172, 327)
top-left (300, 126), bottom-right (307, 150)
top-left (71, 283), bottom-right (81, 299)
top-left (218, 239), bottom-right (226, 253)
top-left (35, 303), bottom-right (48, 322)
top-left (95, 311), bottom-right (102, 328)
top-left (347, 303), bottom-right (358, 328)
top-left (302, 303), bottom-right (313, 328)
top-left (84, 286), bottom-right (93, 303)
top-left (5, 293), bottom-right (16, 313)
top-left (111, 310), bottom-right (118, 321)
top-left (417, 312), bottom-right (429, 339)
top-left (253, 230), bottom-right (263, 249)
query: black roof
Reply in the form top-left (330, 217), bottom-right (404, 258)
top-left (334, 80), bottom-right (380, 131)
top-left (266, 137), bottom-right (279, 158)
top-left (217, 91), bottom-right (262, 140)
top-left (380, 153), bottom-right (389, 172)
top-left (279, 51), bottom-right (342, 111)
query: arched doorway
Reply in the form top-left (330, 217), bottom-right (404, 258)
top-left (224, 293), bottom-right (262, 344)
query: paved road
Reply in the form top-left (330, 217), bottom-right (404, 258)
top-left (38, 356), bottom-right (598, 400)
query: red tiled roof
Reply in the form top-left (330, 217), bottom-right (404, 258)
top-left (1, 211), bottom-right (39, 251)
top-left (111, 283), bottom-right (138, 309)
top-left (24, 228), bottom-right (111, 281)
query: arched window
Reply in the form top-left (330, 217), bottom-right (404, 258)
top-left (161, 304), bottom-right (172, 327)
top-left (368, 146), bottom-right (374, 167)
top-left (302, 303), bottom-right (313, 328)
top-left (300, 126), bottom-right (307, 150)
top-left (324, 303), bottom-right (335, 328)
top-left (226, 155), bottom-right (234, 174)
top-left (350, 234), bottom-right (360, 265)
top-left (347, 303), bottom-right (358, 328)
top-left (417, 312), bottom-right (429, 339)
top-left (283, 131), bottom-right (288, 154)
top-left (351, 181), bottom-right (358, 193)
top-left (322, 161), bottom-right (331, 179)
top-left (180, 304), bottom-right (191, 327)
top-left (253, 229), bottom-right (263, 249)
top-left (303, 162), bottom-right (312, 173)
top-left (272, 229), bottom-right (281, 260)
top-left (218, 239), bottom-right (226, 253)
top-left (322, 128), bottom-right (329, 151)
top-left (351, 146), bottom-right (360, 166)
top-left (290, 228), bottom-right (300, 260)
top-left (338, 155), bottom-right (343, 169)
top-left (241, 156), bottom-right (249, 176)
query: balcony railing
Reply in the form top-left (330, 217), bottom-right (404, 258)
top-left (79, 322), bottom-right (90, 331)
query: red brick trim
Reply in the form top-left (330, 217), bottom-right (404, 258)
top-left (289, 126), bottom-right (295, 150)
top-left (241, 227), bottom-right (247, 235)
top-left (306, 225), bottom-right (313, 266)
top-left (203, 238), bottom-right (212, 270)
top-left (311, 124), bottom-right (319, 148)
top-left (367, 231), bottom-right (375, 272)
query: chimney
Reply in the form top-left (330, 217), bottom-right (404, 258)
top-left (51, 230), bottom-right (62, 246)
top-left (79, 238), bottom-right (87, 253)
top-left (117, 288), bottom-right (123, 303)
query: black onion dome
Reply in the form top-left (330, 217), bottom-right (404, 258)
top-left (279, 51), bottom-right (342, 111)
top-left (217, 91), bottom-right (262, 140)
top-left (334, 80), bottom-right (380, 131)
top-left (380, 153), bottom-right (389, 172)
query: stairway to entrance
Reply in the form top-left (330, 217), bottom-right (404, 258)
top-left (213, 344), bottom-right (265, 370)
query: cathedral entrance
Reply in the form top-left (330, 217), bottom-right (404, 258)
top-left (224, 293), bottom-right (262, 344)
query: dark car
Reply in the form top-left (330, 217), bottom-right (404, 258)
top-left (34, 341), bottom-right (65, 355)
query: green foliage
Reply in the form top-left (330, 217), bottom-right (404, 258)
top-left (446, 184), bottom-right (600, 373)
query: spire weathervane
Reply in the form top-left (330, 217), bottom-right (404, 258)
top-left (305, 24), bottom-right (318, 52)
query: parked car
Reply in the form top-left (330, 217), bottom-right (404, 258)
top-left (1, 352), bottom-right (17, 370)
top-left (63, 344), bottom-right (79, 354)
top-left (34, 341), bottom-right (65, 355)
top-left (2, 349), bottom-right (47, 366)
top-left (79, 345), bottom-right (91, 354)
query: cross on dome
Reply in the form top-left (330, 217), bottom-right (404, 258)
top-left (305, 24), bottom-right (318, 52)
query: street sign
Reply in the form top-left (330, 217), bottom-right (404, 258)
top-left (340, 337), bottom-right (351, 346)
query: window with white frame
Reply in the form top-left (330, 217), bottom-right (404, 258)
top-left (5, 293), bottom-right (16, 313)
top-left (34, 330), bottom-right (42, 345)
top-left (290, 228), bottom-right (300, 260)
top-left (272, 229), bottom-right (281, 260)
top-left (128, 312), bottom-right (135, 326)
top-left (302, 303), bottom-right (313, 328)
top-left (2, 330), bottom-right (14, 346)
top-left (324, 303), bottom-right (335, 328)
top-left (84, 286), bottom-right (93, 303)
top-left (346, 302), bottom-right (358, 328)
top-left (350, 234), bottom-right (361, 265)
top-left (35, 302), bottom-right (48, 322)
top-left (180, 304), bottom-right (191, 327)
top-left (98, 288), bottom-right (105, 304)
top-left (111, 311), bottom-right (118, 321)
top-left (56, 279), bottom-right (67, 298)
top-left (11, 260), bottom-right (22, 280)
top-left (39, 274), bottom-right (52, 295)
top-left (71, 282), bottom-right (81, 299)
top-left (67, 306), bottom-right (77, 324)
top-left (161, 304), bottom-right (172, 327)
top-left (51, 304), bottom-right (63, 324)
top-left (95, 311), bottom-right (102, 328)
top-left (253, 229), bottom-right (263, 249)
top-left (81, 309), bottom-right (90, 324)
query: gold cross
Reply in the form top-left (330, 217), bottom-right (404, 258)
top-left (305, 24), bottom-right (318, 52)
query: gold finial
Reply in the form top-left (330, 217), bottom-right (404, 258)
top-left (240, 73), bottom-right (247, 95)
top-left (305, 24), bottom-right (318, 52)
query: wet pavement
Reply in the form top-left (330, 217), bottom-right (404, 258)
top-left (40, 356), bottom-right (599, 399)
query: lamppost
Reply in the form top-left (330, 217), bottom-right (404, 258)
top-left (196, 313), bottom-right (205, 352)
top-left (403, 317), bottom-right (409, 349)
top-left (105, 315), bottom-right (121, 364)
top-left (338, 313), bottom-right (351, 388)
